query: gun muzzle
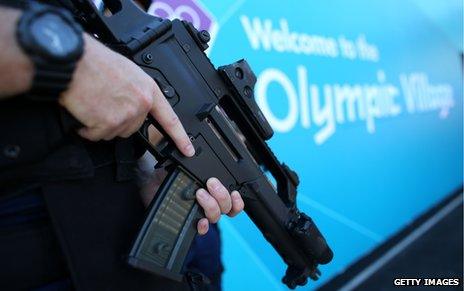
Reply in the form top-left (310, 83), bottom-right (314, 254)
top-left (288, 212), bottom-right (334, 265)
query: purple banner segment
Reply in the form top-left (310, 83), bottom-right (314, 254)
top-left (147, 0), bottom-right (215, 32)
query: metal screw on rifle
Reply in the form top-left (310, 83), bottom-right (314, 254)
top-left (243, 86), bottom-right (252, 98)
top-left (197, 30), bottom-right (210, 43)
top-left (142, 53), bottom-right (153, 64)
top-left (235, 67), bottom-right (244, 79)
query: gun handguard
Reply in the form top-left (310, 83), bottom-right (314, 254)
top-left (70, 1), bottom-right (333, 288)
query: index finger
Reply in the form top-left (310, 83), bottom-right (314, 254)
top-left (150, 84), bottom-right (195, 157)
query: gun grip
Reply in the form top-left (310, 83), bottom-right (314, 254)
top-left (128, 167), bottom-right (202, 281)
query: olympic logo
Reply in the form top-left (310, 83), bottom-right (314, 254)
top-left (146, 0), bottom-right (218, 48)
top-left (148, 2), bottom-right (202, 29)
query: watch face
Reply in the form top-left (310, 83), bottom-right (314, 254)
top-left (30, 13), bottom-right (80, 59)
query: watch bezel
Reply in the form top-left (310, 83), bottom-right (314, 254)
top-left (17, 4), bottom-right (84, 64)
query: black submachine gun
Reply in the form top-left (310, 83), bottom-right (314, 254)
top-left (69, 0), bottom-right (333, 288)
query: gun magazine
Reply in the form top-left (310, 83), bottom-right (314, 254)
top-left (128, 167), bottom-right (203, 281)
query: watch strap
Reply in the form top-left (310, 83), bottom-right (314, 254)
top-left (28, 60), bottom-right (76, 101)
top-left (0, 0), bottom-right (26, 9)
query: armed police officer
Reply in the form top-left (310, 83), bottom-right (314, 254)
top-left (0, 1), bottom-right (244, 290)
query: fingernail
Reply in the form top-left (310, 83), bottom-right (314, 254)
top-left (209, 178), bottom-right (220, 191)
top-left (184, 144), bottom-right (195, 157)
top-left (198, 220), bottom-right (208, 235)
top-left (196, 189), bottom-right (208, 200)
top-left (232, 191), bottom-right (240, 200)
top-left (201, 220), bottom-right (208, 230)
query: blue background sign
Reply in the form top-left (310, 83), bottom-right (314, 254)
top-left (149, 0), bottom-right (463, 289)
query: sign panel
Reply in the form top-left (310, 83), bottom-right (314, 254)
top-left (149, 0), bottom-right (463, 289)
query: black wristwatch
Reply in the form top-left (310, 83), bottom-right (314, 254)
top-left (16, 2), bottom-right (84, 101)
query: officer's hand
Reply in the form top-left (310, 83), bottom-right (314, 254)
top-left (59, 34), bottom-right (195, 157)
top-left (195, 178), bottom-right (244, 235)
top-left (141, 167), bottom-right (245, 235)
